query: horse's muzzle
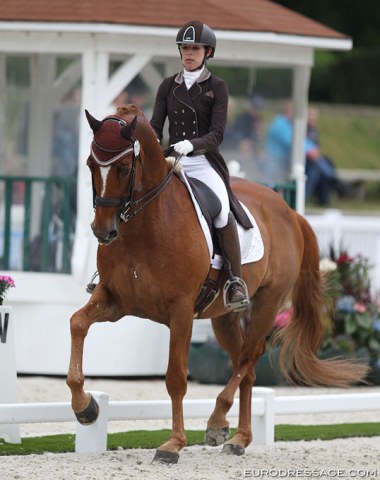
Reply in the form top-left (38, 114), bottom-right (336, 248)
top-left (91, 222), bottom-right (118, 245)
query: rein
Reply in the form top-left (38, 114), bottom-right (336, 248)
top-left (91, 117), bottom-right (180, 223)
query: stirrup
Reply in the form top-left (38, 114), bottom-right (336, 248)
top-left (86, 271), bottom-right (99, 294)
top-left (222, 277), bottom-right (250, 312)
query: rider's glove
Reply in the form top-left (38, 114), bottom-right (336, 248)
top-left (172, 140), bottom-right (194, 156)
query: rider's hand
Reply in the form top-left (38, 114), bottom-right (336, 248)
top-left (172, 140), bottom-right (194, 156)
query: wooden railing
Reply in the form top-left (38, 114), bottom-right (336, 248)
top-left (0, 175), bottom-right (76, 273)
top-left (272, 181), bottom-right (297, 209)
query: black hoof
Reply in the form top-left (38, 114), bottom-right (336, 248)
top-left (152, 449), bottom-right (179, 464)
top-left (74, 395), bottom-right (99, 425)
top-left (86, 283), bottom-right (97, 294)
top-left (204, 426), bottom-right (230, 446)
top-left (222, 443), bottom-right (245, 456)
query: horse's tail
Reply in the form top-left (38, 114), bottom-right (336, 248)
top-left (272, 212), bottom-right (369, 387)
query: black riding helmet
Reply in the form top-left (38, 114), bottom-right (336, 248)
top-left (176, 20), bottom-right (216, 58)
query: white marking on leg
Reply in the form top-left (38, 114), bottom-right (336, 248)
top-left (100, 166), bottom-right (111, 196)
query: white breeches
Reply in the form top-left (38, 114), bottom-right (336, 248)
top-left (181, 154), bottom-right (229, 228)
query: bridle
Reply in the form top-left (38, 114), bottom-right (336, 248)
top-left (90, 117), bottom-right (179, 223)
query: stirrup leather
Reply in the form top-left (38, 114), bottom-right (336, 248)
top-left (222, 276), bottom-right (250, 312)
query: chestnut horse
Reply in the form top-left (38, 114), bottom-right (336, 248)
top-left (66, 104), bottom-right (367, 463)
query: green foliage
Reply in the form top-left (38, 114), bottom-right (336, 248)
top-left (1, 424), bottom-right (379, 455)
top-left (6, 56), bottom-right (30, 86)
top-left (316, 107), bottom-right (380, 170)
top-left (275, 0), bottom-right (380, 105)
top-left (212, 67), bottom-right (293, 98)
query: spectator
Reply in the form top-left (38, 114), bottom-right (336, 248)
top-left (305, 106), bottom-right (343, 205)
top-left (222, 94), bottom-right (264, 181)
top-left (265, 101), bottom-right (296, 184)
top-left (233, 94), bottom-right (263, 161)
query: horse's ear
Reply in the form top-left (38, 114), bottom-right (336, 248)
top-left (120, 115), bottom-right (137, 141)
top-left (85, 110), bottom-right (102, 133)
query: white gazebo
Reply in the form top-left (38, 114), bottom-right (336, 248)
top-left (0, 0), bottom-right (352, 375)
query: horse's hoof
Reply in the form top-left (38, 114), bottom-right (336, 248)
top-left (74, 394), bottom-right (99, 425)
top-left (152, 449), bottom-right (179, 464)
top-left (222, 443), bottom-right (245, 456)
top-left (204, 426), bottom-right (230, 446)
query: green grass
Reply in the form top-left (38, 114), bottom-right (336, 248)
top-left (275, 423), bottom-right (380, 441)
top-left (317, 107), bottom-right (380, 170)
top-left (1, 423), bottom-right (379, 456)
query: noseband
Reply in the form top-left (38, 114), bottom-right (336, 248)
top-left (91, 117), bottom-right (179, 223)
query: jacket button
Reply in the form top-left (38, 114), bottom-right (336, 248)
top-left (182, 109), bottom-right (185, 113)
top-left (193, 131), bottom-right (195, 135)
top-left (183, 132), bottom-right (186, 136)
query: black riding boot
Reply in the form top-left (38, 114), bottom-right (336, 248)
top-left (217, 212), bottom-right (250, 312)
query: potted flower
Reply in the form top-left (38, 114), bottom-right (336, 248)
top-left (0, 275), bottom-right (15, 306)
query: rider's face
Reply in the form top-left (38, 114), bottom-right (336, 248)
top-left (180, 44), bottom-right (207, 70)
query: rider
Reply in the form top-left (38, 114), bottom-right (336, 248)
top-left (150, 20), bottom-right (252, 311)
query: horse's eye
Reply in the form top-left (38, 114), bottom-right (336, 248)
top-left (119, 166), bottom-right (130, 178)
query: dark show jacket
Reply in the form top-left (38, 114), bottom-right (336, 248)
top-left (150, 67), bottom-right (252, 229)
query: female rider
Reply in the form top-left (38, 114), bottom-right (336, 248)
top-left (150, 20), bottom-right (252, 311)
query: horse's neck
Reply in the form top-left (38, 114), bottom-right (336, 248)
top-left (140, 145), bottom-right (170, 189)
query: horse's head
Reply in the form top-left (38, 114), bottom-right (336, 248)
top-left (86, 104), bottom-right (169, 245)
top-left (86, 105), bottom-right (142, 244)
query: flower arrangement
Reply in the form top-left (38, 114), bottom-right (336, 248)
top-left (274, 246), bottom-right (380, 363)
top-left (320, 247), bottom-right (380, 363)
top-left (0, 275), bottom-right (15, 305)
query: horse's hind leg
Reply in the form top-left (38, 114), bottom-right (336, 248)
top-left (205, 311), bottom-right (245, 447)
top-left (66, 284), bottom-right (123, 423)
top-left (222, 287), bottom-right (287, 455)
top-left (207, 289), bottom-right (285, 455)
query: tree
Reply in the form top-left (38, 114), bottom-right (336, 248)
top-left (275, 0), bottom-right (380, 105)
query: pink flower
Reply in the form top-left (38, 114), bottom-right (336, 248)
top-left (354, 303), bottom-right (366, 313)
top-left (0, 274), bottom-right (15, 305)
top-left (274, 308), bottom-right (293, 328)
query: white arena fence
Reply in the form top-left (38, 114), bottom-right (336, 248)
top-left (1, 388), bottom-right (380, 453)
top-left (306, 210), bottom-right (380, 292)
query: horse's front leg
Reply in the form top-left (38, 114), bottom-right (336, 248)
top-left (153, 306), bottom-right (193, 464)
top-left (66, 283), bottom-right (123, 424)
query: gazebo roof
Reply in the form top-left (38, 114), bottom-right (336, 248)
top-left (0, 0), bottom-right (347, 40)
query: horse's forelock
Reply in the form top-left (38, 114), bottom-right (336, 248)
top-left (116, 104), bottom-right (142, 117)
